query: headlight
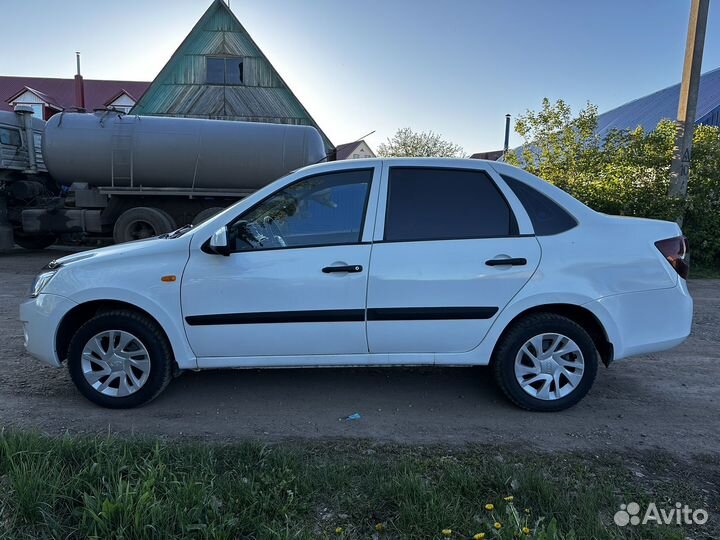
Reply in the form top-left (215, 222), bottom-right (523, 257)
top-left (30, 270), bottom-right (58, 298)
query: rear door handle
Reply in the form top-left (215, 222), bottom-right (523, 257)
top-left (322, 265), bottom-right (363, 273)
top-left (485, 257), bottom-right (527, 267)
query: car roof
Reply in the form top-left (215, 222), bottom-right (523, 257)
top-left (296, 157), bottom-right (596, 222)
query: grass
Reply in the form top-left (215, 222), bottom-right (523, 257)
top-left (0, 432), bottom-right (715, 540)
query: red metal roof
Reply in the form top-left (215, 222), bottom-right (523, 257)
top-left (0, 76), bottom-right (150, 112)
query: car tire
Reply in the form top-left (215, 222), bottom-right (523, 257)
top-left (113, 207), bottom-right (176, 244)
top-left (67, 310), bottom-right (174, 408)
top-left (192, 206), bottom-right (224, 226)
top-left (492, 313), bottom-right (598, 412)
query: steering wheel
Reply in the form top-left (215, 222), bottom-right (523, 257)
top-left (262, 216), bottom-right (286, 247)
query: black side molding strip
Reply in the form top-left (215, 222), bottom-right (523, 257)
top-left (185, 309), bottom-right (365, 326)
top-left (186, 307), bottom-right (500, 326)
top-left (367, 307), bottom-right (498, 321)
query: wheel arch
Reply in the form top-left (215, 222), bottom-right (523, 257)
top-left (56, 300), bottom-right (177, 368)
top-left (490, 303), bottom-right (614, 367)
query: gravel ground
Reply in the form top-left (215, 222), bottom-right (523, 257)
top-left (1, 247), bottom-right (718, 455)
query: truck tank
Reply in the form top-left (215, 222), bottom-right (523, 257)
top-left (43, 112), bottom-right (326, 191)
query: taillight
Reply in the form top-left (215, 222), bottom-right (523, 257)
top-left (655, 235), bottom-right (690, 279)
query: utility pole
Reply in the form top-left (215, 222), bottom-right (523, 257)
top-left (668, 0), bottom-right (710, 201)
top-left (503, 114), bottom-right (511, 157)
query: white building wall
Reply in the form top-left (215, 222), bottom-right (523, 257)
top-left (108, 93), bottom-right (136, 113)
top-left (347, 142), bottom-right (375, 159)
top-left (10, 90), bottom-right (45, 118)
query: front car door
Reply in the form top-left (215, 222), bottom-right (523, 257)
top-left (366, 160), bottom-right (541, 355)
top-left (181, 163), bottom-right (381, 367)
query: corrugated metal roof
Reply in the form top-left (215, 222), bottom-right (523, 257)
top-left (596, 66), bottom-right (720, 137)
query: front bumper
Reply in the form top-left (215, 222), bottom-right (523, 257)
top-left (19, 293), bottom-right (78, 368)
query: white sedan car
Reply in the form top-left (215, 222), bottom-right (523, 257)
top-left (20, 159), bottom-right (693, 411)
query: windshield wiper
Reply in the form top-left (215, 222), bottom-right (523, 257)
top-left (162, 224), bottom-right (194, 239)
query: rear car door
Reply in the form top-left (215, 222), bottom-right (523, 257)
top-left (366, 162), bottom-right (541, 354)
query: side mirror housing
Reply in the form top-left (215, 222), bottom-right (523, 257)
top-left (208, 226), bottom-right (231, 256)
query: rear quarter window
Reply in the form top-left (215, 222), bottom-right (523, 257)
top-left (501, 174), bottom-right (577, 236)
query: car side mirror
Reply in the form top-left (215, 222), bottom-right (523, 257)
top-left (208, 226), bottom-right (231, 256)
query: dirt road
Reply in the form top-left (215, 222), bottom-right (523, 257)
top-left (1, 248), bottom-right (718, 455)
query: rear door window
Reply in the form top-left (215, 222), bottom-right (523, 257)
top-left (384, 167), bottom-right (518, 242)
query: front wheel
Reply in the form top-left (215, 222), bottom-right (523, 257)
top-left (492, 313), bottom-right (598, 412)
top-left (67, 310), bottom-right (174, 408)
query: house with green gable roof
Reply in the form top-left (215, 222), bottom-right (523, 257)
top-left (131, 0), bottom-right (334, 154)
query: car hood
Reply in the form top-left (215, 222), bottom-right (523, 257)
top-left (49, 236), bottom-right (191, 269)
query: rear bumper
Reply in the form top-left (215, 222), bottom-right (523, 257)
top-left (19, 293), bottom-right (77, 368)
top-left (584, 279), bottom-right (693, 361)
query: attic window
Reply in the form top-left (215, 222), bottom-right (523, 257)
top-left (207, 56), bottom-right (244, 85)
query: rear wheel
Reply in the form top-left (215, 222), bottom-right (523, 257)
top-left (14, 231), bottom-right (57, 250)
top-left (67, 310), bottom-right (174, 408)
top-left (492, 313), bottom-right (598, 411)
top-left (113, 207), bottom-right (176, 244)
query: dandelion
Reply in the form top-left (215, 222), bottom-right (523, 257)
top-left (335, 526), bottom-right (343, 534)
top-left (494, 522), bottom-right (502, 530)
top-left (473, 534), bottom-right (486, 540)
top-left (375, 523), bottom-right (385, 532)
top-left (522, 526), bottom-right (531, 534)
top-left (484, 503), bottom-right (494, 511)
top-left (503, 495), bottom-right (514, 502)
top-left (441, 529), bottom-right (452, 537)
top-left (524, 508), bottom-right (531, 514)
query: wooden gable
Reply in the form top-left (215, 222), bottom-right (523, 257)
top-left (131, 0), bottom-right (333, 152)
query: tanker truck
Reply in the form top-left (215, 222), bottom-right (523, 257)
top-left (0, 107), bottom-right (326, 250)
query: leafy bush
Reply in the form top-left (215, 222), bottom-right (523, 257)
top-left (506, 99), bottom-right (720, 270)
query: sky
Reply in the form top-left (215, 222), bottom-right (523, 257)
top-left (2, 0), bottom-right (719, 153)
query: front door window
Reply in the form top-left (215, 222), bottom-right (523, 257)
top-left (229, 168), bottom-right (373, 251)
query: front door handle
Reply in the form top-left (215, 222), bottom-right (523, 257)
top-left (485, 257), bottom-right (527, 267)
top-left (322, 265), bottom-right (363, 273)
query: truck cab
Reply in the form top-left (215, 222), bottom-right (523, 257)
top-left (0, 107), bottom-right (54, 250)
top-left (0, 107), bottom-right (46, 176)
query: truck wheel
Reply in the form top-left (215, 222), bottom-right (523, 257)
top-left (13, 232), bottom-right (57, 250)
top-left (192, 206), bottom-right (224, 226)
top-left (492, 313), bottom-right (598, 412)
top-left (67, 310), bottom-right (174, 408)
top-left (113, 207), bottom-right (176, 244)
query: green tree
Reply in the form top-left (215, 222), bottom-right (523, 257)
top-left (507, 98), bottom-right (720, 268)
top-left (377, 127), bottom-right (464, 158)
top-left (509, 98), bottom-right (602, 192)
